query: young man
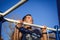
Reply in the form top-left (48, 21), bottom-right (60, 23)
top-left (12, 14), bottom-right (47, 40)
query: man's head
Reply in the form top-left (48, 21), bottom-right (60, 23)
top-left (22, 14), bottom-right (33, 24)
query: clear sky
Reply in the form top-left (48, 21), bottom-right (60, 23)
top-left (0, 0), bottom-right (59, 40)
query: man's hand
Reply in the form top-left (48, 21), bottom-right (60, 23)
top-left (41, 26), bottom-right (47, 33)
top-left (41, 26), bottom-right (47, 40)
top-left (14, 20), bottom-right (23, 40)
top-left (16, 20), bottom-right (23, 28)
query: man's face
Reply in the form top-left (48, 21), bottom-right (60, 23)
top-left (24, 16), bottom-right (33, 24)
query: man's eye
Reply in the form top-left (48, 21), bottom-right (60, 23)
top-left (28, 17), bottom-right (30, 19)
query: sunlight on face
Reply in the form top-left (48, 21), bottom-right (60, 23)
top-left (24, 16), bottom-right (33, 24)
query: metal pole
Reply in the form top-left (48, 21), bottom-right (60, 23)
top-left (4, 18), bottom-right (60, 31)
top-left (0, 22), bottom-right (2, 37)
top-left (54, 25), bottom-right (59, 40)
top-left (0, 17), bottom-right (6, 37)
top-left (0, 0), bottom-right (27, 17)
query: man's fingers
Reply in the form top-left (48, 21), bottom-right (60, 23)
top-left (41, 25), bottom-right (47, 32)
top-left (42, 25), bottom-right (47, 29)
top-left (16, 20), bottom-right (23, 28)
top-left (17, 20), bottom-right (23, 24)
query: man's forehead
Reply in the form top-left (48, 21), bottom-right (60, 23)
top-left (26, 16), bottom-right (32, 17)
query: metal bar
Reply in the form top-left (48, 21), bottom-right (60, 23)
top-left (0, 13), bottom-right (3, 15)
top-left (0, 22), bottom-right (2, 36)
top-left (1, 0), bottom-right (27, 16)
top-left (55, 25), bottom-right (59, 40)
top-left (0, 17), bottom-right (6, 37)
top-left (4, 18), bottom-right (60, 31)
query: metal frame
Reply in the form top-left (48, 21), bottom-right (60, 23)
top-left (0, 0), bottom-right (60, 40)
top-left (0, 0), bottom-right (27, 16)
top-left (0, 0), bottom-right (27, 38)
top-left (54, 25), bottom-right (59, 40)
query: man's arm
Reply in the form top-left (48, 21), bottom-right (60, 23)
top-left (40, 26), bottom-right (47, 40)
top-left (13, 27), bottom-right (19, 40)
top-left (13, 20), bottom-right (23, 40)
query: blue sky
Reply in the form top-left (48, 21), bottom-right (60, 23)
top-left (0, 0), bottom-right (59, 40)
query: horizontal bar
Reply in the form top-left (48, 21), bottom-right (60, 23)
top-left (0, 13), bottom-right (3, 16)
top-left (4, 18), bottom-right (60, 31)
top-left (1, 0), bottom-right (27, 16)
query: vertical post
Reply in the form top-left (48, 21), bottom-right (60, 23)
top-left (54, 25), bottom-right (59, 40)
top-left (0, 22), bottom-right (2, 37)
top-left (0, 17), bottom-right (6, 38)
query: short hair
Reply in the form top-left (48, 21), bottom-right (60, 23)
top-left (22, 14), bottom-right (32, 21)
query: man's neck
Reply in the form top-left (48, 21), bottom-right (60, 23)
top-left (24, 25), bottom-right (32, 30)
top-left (24, 25), bottom-right (30, 28)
